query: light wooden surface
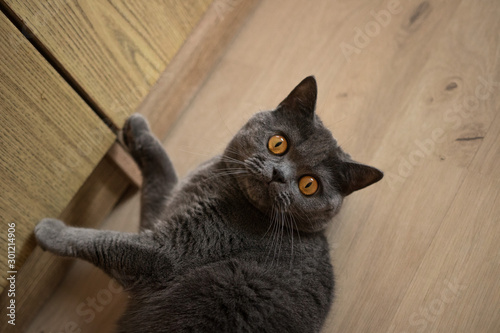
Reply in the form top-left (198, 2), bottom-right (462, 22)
top-left (30, 0), bottom-right (500, 332)
top-left (1, 0), bottom-right (212, 128)
top-left (0, 11), bottom-right (115, 294)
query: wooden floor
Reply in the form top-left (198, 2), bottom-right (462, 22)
top-left (28, 0), bottom-right (500, 332)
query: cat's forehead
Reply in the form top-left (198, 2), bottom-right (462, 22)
top-left (294, 129), bottom-right (339, 161)
top-left (264, 110), bottom-right (338, 143)
top-left (250, 110), bottom-right (344, 163)
top-left (252, 110), bottom-right (320, 133)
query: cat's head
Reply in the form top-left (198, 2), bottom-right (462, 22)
top-left (224, 76), bottom-right (383, 232)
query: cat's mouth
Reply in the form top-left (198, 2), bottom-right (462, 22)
top-left (268, 182), bottom-right (289, 205)
top-left (236, 172), bottom-right (290, 213)
top-left (236, 156), bottom-right (295, 212)
top-left (272, 189), bottom-right (292, 209)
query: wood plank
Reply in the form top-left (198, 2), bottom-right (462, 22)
top-left (1, 0), bottom-right (213, 128)
top-left (0, 154), bottom-right (130, 333)
top-left (0, 11), bottom-right (115, 294)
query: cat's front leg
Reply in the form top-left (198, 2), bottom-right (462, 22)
top-left (122, 114), bottom-right (178, 230)
top-left (35, 218), bottom-right (170, 287)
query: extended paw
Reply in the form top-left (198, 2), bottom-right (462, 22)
top-left (34, 218), bottom-right (69, 254)
top-left (122, 114), bottom-right (151, 153)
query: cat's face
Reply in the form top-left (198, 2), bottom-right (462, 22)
top-left (224, 77), bottom-right (383, 232)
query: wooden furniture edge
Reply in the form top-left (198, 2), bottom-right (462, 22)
top-left (107, 141), bottom-right (142, 188)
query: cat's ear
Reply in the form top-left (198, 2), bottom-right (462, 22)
top-left (339, 161), bottom-right (383, 195)
top-left (278, 76), bottom-right (317, 118)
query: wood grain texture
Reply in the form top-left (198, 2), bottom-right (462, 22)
top-left (1, 0), bottom-right (213, 128)
top-left (136, 0), bottom-right (261, 140)
top-left (0, 155), bottom-right (130, 333)
top-left (28, 0), bottom-right (500, 332)
top-left (0, 12), bottom-right (115, 294)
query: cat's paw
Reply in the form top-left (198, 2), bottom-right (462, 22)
top-left (34, 218), bottom-right (69, 254)
top-left (122, 113), bottom-right (151, 152)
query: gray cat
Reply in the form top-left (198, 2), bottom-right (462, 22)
top-left (35, 76), bottom-right (383, 332)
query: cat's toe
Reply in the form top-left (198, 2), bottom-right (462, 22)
top-left (122, 114), bottom-right (151, 151)
top-left (34, 218), bottom-right (67, 252)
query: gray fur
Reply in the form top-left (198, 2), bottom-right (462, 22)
top-left (35, 76), bottom-right (383, 332)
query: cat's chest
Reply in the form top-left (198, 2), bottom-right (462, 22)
top-left (156, 183), bottom-right (314, 270)
top-left (160, 198), bottom-right (252, 265)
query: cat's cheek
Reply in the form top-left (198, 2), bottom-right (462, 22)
top-left (330, 195), bottom-right (344, 217)
top-left (240, 176), bottom-right (270, 210)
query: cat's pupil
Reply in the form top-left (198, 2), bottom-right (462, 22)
top-left (305, 182), bottom-right (312, 188)
top-left (274, 142), bottom-right (282, 147)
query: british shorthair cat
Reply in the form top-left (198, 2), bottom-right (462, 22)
top-left (35, 76), bottom-right (383, 332)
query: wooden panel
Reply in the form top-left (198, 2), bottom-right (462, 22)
top-left (0, 12), bottom-right (115, 294)
top-left (1, 0), bottom-right (213, 128)
top-left (0, 154), bottom-right (130, 333)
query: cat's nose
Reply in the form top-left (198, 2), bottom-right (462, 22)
top-left (271, 167), bottom-right (286, 183)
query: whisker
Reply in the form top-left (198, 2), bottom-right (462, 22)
top-left (272, 206), bottom-right (282, 266)
top-left (265, 204), bottom-right (279, 266)
top-left (294, 205), bottom-right (314, 228)
top-left (278, 209), bottom-right (285, 261)
top-left (218, 156), bottom-right (247, 166)
top-left (262, 206), bottom-right (276, 240)
top-left (176, 146), bottom-right (224, 157)
top-left (290, 211), bottom-right (303, 265)
top-left (223, 147), bottom-right (247, 159)
top-left (201, 170), bottom-right (248, 182)
top-left (208, 172), bottom-right (247, 179)
top-left (286, 212), bottom-right (294, 269)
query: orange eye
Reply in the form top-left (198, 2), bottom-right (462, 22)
top-left (299, 176), bottom-right (318, 196)
top-left (268, 135), bottom-right (288, 155)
